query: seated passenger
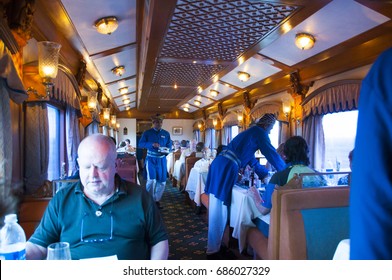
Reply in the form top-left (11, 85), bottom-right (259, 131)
top-left (338, 149), bottom-right (353, 185)
top-left (195, 142), bottom-right (205, 158)
top-left (124, 139), bottom-right (136, 153)
top-left (250, 136), bottom-right (326, 237)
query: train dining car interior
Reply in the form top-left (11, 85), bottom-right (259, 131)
top-left (1, 0), bottom-right (392, 261)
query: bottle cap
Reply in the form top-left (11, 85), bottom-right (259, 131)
top-left (4, 214), bottom-right (17, 223)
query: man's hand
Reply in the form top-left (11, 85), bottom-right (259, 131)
top-left (152, 143), bottom-right (160, 148)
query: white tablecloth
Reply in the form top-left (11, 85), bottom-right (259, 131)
top-left (333, 239), bottom-right (350, 260)
top-left (185, 167), bottom-right (208, 206)
top-left (230, 185), bottom-right (270, 253)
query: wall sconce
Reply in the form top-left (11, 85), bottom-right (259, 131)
top-left (110, 115), bottom-right (117, 127)
top-left (295, 33), bottom-right (315, 50)
top-left (94, 16), bottom-right (118, 35)
top-left (237, 112), bottom-right (244, 127)
top-left (237, 71), bottom-right (250, 82)
top-left (213, 118), bottom-right (218, 127)
top-left (116, 122), bottom-right (120, 130)
top-left (282, 97), bottom-right (292, 120)
top-left (210, 89), bottom-right (219, 97)
top-left (198, 122), bottom-right (202, 129)
top-left (103, 108), bottom-right (110, 123)
top-left (111, 65), bottom-right (125, 77)
top-left (87, 92), bottom-right (98, 112)
top-left (37, 41), bottom-right (61, 97)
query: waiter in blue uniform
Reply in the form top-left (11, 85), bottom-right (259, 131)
top-left (138, 114), bottom-right (172, 209)
top-left (204, 113), bottom-right (286, 259)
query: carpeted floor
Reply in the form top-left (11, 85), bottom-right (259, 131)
top-left (141, 175), bottom-right (252, 260)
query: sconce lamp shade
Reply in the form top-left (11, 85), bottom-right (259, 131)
top-left (282, 97), bottom-right (292, 119)
top-left (103, 108), bottom-right (110, 121)
top-left (38, 41), bottom-right (61, 96)
top-left (87, 92), bottom-right (98, 112)
top-left (111, 65), bottom-right (125, 76)
top-left (237, 71), bottom-right (250, 82)
top-left (110, 115), bottom-right (117, 126)
top-left (94, 16), bottom-right (119, 35)
top-left (295, 33), bottom-right (315, 50)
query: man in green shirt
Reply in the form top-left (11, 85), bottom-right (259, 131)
top-left (26, 134), bottom-right (168, 260)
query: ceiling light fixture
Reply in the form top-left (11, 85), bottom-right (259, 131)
top-left (194, 100), bottom-right (202, 106)
top-left (237, 71), bottom-right (250, 82)
top-left (295, 32), bottom-right (315, 50)
top-left (111, 65), bottom-right (125, 76)
top-left (94, 16), bottom-right (119, 35)
top-left (210, 89), bottom-right (219, 97)
top-left (118, 86), bottom-right (128, 94)
top-left (183, 107), bottom-right (189, 112)
top-left (123, 99), bottom-right (131, 105)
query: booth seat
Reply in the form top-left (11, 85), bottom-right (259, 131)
top-left (248, 186), bottom-right (350, 260)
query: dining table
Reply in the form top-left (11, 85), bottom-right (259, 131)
top-left (230, 184), bottom-right (270, 253)
top-left (185, 163), bottom-right (269, 253)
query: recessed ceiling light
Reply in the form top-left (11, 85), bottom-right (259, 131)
top-left (210, 89), bottom-right (219, 97)
top-left (237, 71), bottom-right (250, 82)
top-left (119, 87), bottom-right (128, 94)
top-left (94, 16), bottom-right (119, 35)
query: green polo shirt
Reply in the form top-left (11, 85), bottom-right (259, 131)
top-left (29, 176), bottom-right (168, 260)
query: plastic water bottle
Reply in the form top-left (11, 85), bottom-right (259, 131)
top-left (0, 214), bottom-right (26, 260)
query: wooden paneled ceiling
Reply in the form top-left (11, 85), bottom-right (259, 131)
top-left (16, 0), bottom-right (392, 119)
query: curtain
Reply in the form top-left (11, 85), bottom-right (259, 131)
top-left (303, 114), bottom-right (325, 171)
top-left (0, 50), bottom-right (27, 191)
top-left (302, 81), bottom-right (361, 118)
top-left (222, 126), bottom-right (231, 145)
top-left (215, 129), bottom-right (221, 148)
top-left (66, 106), bottom-right (81, 176)
top-left (301, 80), bottom-right (361, 170)
top-left (193, 130), bottom-right (200, 142)
top-left (24, 102), bottom-right (49, 194)
top-left (205, 129), bottom-right (212, 149)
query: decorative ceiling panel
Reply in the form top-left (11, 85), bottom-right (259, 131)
top-left (152, 62), bottom-right (225, 87)
top-left (107, 79), bottom-right (137, 99)
top-left (149, 86), bottom-right (194, 100)
top-left (200, 82), bottom-right (237, 101)
top-left (220, 57), bottom-right (281, 88)
top-left (260, 1), bottom-right (390, 66)
top-left (161, 0), bottom-right (298, 61)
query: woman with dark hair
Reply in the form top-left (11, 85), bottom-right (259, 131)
top-left (249, 136), bottom-right (326, 238)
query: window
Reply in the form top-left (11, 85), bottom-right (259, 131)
top-left (205, 128), bottom-right (216, 149)
top-left (323, 110), bottom-right (358, 171)
top-left (47, 105), bottom-right (60, 180)
top-left (231, 125), bottom-right (239, 139)
top-left (269, 121), bottom-right (280, 148)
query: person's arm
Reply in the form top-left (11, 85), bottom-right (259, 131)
top-left (150, 240), bottom-right (169, 260)
top-left (26, 241), bottom-right (47, 260)
top-left (138, 131), bottom-right (154, 149)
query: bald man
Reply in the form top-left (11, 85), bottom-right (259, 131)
top-left (26, 134), bottom-right (168, 260)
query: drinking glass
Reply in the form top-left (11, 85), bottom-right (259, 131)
top-left (46, 242), bottom-right (71, 260)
